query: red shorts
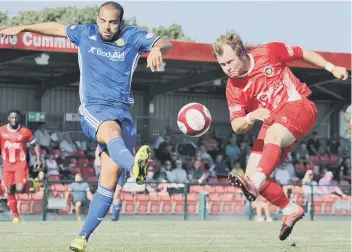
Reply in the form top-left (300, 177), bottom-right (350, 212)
top-left (252, 98), bottom-right (317, 158)
top-left (2, 161), bottom-right (29, 186)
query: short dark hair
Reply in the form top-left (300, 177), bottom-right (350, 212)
top-left (7, 109), bottom-right (21, 117)
top-left (99, 1), bottom-right (124, 22)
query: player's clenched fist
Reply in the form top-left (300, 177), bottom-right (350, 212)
top-left (332, 66), bottom-right (349, 80)
top-left (147, 47), bottom-right (163, 72)
top-left (250, 108), bottom-right (271, 122)
top-left (0, 26), bottom-right (24, 36)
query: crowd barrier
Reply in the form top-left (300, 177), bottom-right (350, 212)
top-left (11, 180), bottom-right (351, 221)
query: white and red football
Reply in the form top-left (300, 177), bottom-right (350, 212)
top-left (177, 103), bottom-right (212, 137)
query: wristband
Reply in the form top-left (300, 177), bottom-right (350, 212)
top-left (325, 62), bottom-right (335, 72)
top-left (245, 113), bottom-right (253, 124)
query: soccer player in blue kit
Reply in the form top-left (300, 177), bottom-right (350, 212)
top-left (1, 2), bottom-right (173, 251)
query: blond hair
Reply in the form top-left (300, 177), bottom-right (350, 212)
top-left (212, 31), bottom-right (246, 58)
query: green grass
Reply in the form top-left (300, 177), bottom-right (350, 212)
top-left (0, 220), bottom-right (350, 252)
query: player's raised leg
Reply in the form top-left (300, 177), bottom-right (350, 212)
top-left (96, 120), bottom-right (150, 185)
top-left (230, 101), bottom-right (317, 240)
top-left (70, 150), bottom-right (120, 252)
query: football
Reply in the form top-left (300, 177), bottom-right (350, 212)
top-left (177, 103), bottom-right (212, 137)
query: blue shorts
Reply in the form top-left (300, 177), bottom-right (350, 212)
top-left (78, 103), bottom-right (136, 186)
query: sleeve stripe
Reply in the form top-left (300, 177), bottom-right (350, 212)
top-left (148, 36), bottom-right (161, 51)
top-left (65, 25), bottom-right (72, 42)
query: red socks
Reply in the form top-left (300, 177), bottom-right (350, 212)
top-left (257, 143), bottom-right (282, 177)
top-left (259, 178), bottom-right (289, 209)
top-left (7, 194), bottom-right (20, 218)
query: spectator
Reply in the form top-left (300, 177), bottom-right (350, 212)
top-left (281, 159), bottom-right (298, 182)
top-left (32, 171), bottom-right (45, 193)
top-left (212, 154), bottom-right (230, 179)
top-left (156, 135), bottom-right (174, 163)
top-left (225, 133), bottom-right (241, 161)
top-left (157, 160), bottom-right (174, 182)
top-left (146, 167), bottom-right (158, 193)
top-left (198, 144), bottom-right (213, 169)
top-left (45, 154), bottom-right (60, 176)
top-left (199, 131), bottom-right (219, 158)
top-left (335, 158), bottom-right (351, 184)
top-left (301, 170), bottom-right (319, 203)
top-left (307, 131), bottom-right (321, 156)
top-left (327, 133), bottom-right (341, 155)
top-left (318, 171), bottom-right (348, 199)
top-left (231, 161), bottom-right (245, 177)
top-left (34, 123), bottom-right (51, 153)
top-left (274, 163), bottom-right (294, 196)
top-left (188, 160), bottom-right (207, 183)
top-left (58, 154), bottom-right (74, 180)
top-left (296, 143), bottom-right (309, 164)
top-left (65, 173), bottom-right (93, 221)
top-left (312, 165), bottom-right (323, 183)
top-left (171, 159), bottom-right (187, 183)
top-left (59, 132), bottom-right (76, 158)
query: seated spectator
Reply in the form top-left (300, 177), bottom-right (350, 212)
top-left (156, 135), bottom-right (174, 163)
top-left (225, 133), bottom-right (241, 161)
top-left (188, 160), bottom-right (207, 183)
top-left (199, 131), bottom-right (219, 159)
top-left (171, 159), bottom-right (187, 183)
top-left (146, 167), bottom-right (158, 193)
top-left (318, 171), bottom-right (348, 199)
top-left (274, 163), bottom-right (293, 196)
top-left (307, 131), bottom-right (321, 156)
top-left (59, 132), bottom-right (76, 158)
top-left (57, 154), bottom-right (74, 180)
top-left (312, 165), bottom-right (323, 183)
top-left (157, 160), bottom-right (174, 182)
top-left (198, 144), bottom-right (213, 169)
top-left (301, 170), bottom-right (319, 202)
top-left (212, 154), bottom-right (230, 179)
top-left (327, 133), bottom-right (341, 155)
top-left (335, 158), bottom-right (351, 184)
top-left (45, 154), bottom-right (60, 176)
top-left (281, 159), bottom-right (299, 182)
top-left (231, 161), bottom-right (245, 177)
top-left (65, 173), bottom-right (93, 221)
top-left (34, 123), bottom-right (51, 153)
top-left (177, 138), bottom-right (197, 157)
top-left (296, 143), bottom-right (309, 164)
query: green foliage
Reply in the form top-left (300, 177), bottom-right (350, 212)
top-left (3, 7), bottom-right (192, 41)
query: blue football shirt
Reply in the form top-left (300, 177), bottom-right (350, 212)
top-left (65, 24), bottom-right (160, 107)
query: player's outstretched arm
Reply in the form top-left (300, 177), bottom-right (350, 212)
top-left (0, 22), bottom-right (66, 37)
top-left (147, 38), bottom-right (173, 72)
top-left (302, 49), bottom-right (349, 80)
top-left (153, 38), bottom-right (173, 55)
top-left (231, 108), bottom-right (270, 134)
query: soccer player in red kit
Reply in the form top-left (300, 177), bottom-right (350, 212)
top-left (212, 32), bottom-right (349, 240)
top-left (0, 110), bottom-right (41, 222)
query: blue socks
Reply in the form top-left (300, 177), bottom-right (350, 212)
top-left (107, 137), bottom-right (134, 173)
top-left (78, 185), bottom-right (114, 240)
top-left (112, 201), bottom-right (122, 221)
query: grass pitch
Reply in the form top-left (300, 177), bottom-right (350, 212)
top-left (0, 220), bottom-right (350, 252)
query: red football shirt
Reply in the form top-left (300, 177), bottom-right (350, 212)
top-left (226, 42), bottom-right (312, 122)
top-left (0, 124), bottom-right (36, 169)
